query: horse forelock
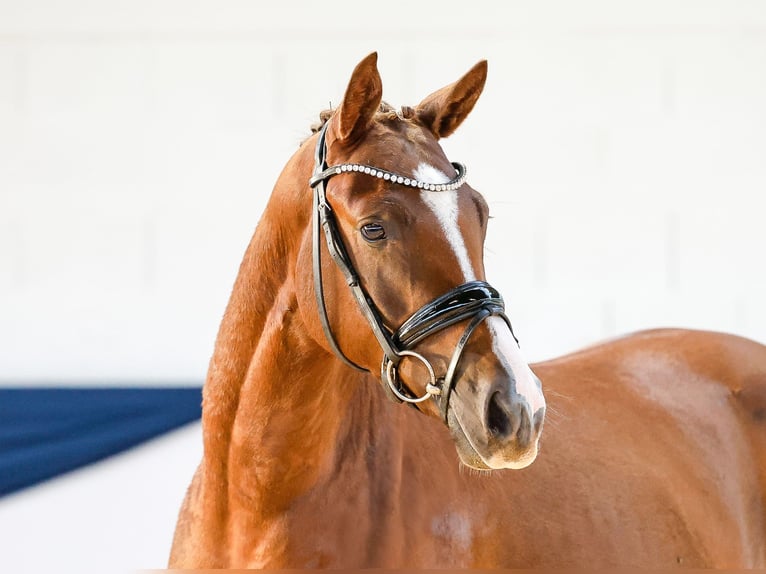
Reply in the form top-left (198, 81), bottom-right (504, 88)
top-left (309, 102), bottom-right (416, 137)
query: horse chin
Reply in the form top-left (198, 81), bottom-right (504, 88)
top-left (446, 404), bottom-right (540, 471)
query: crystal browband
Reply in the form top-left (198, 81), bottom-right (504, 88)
top-left (310, 161), bottom-right (467, 192)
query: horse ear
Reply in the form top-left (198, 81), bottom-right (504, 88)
top-left (416, 60), bottom-right (488, 139)
top-left (334, 52), bottom-right (383, 144)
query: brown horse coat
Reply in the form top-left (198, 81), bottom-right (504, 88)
top-left (169, 54), bottom-right (766, 568)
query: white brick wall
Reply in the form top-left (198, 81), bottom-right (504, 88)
top-left (1, 0), bottom-right (765, 383)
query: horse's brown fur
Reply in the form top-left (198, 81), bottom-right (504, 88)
top-left (169, 54), bottom-right (766, 568)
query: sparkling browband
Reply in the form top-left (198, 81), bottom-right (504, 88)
top-left (310, 161), bottom-right (467, 192)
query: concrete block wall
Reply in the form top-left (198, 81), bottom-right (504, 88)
top-left (1, 0), bottom-right (765, 383)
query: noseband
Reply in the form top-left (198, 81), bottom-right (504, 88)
top-left (309, 123), bottom-right (518, 421)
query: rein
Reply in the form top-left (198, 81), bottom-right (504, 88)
top-left (309, 122), bottom-right (518, 421)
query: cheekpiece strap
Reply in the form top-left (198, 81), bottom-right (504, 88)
top-left (311, 123), bottom-right (401, 378)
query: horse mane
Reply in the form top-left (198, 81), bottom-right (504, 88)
top-left (309, 102), bottom-right (416, 135)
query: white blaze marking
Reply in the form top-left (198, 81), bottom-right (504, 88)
top-left (487, 317), bottom-right (546, 414)
top-left (415, 162), bottom-right (545, 420)
top-left (414, 163), bottom-right (476, 281)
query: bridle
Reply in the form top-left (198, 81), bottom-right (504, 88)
top-left (308, 122), bottom-right (518, 421)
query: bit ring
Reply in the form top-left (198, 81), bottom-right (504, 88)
top-left (385, 350), bottom-right (441, 404)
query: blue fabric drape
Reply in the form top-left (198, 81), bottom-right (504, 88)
top-left (0, 387), bottom-right (202, 497)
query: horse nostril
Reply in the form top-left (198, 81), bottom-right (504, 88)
top-left (486, 391), bottom-right (538, 449)
top-left (487, 391), bottom-right (516, 438)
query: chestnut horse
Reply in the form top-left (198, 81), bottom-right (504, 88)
top-left (169, 53), bottom-right (766, 568)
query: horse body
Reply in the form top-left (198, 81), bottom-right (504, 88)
top-left (169, 54), bottom-right (766, 568)
top-left (172, 328), bottom-right (766, 567)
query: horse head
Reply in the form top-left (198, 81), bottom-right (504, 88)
top-left (296, 53), bottom-right (545, 470)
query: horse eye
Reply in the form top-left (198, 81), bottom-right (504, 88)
top-left (361, 223), bottom-right (386, 242)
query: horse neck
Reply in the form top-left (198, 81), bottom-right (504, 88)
top-left (198, 142), bottom-right (399, 507)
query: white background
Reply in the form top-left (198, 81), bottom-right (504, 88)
top-left (1, 1), bottom-right (765, 572)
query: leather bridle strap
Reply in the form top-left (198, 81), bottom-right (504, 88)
top-left (312, 187), bottom-right (401, 365)
top-left (312, 178), bottom-right (367, 372)
top-left (394, 281), bottom-right (514, 349)
top-left (438, 308), bottom-right (514, 422)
